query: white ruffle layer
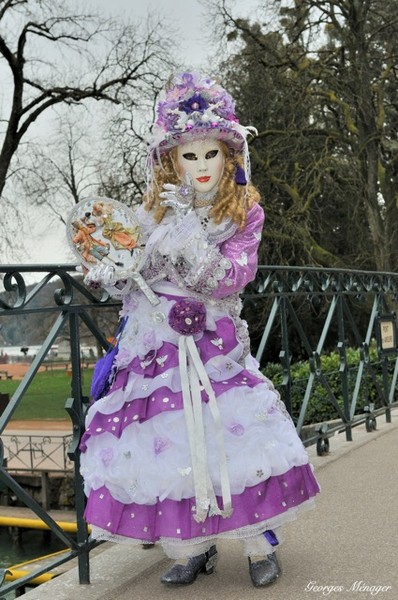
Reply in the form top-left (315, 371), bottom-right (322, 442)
top-left (81, 382), bottom-right (309, 505)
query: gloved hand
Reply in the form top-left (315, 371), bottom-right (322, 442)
top-left (160, 173), bottom-right (195, 222)
top-left (83, 263), bottom-right (160, 305)
top-left (83, 264), bottom-right (118, 287)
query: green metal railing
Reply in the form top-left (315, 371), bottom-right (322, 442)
top-left (0, 265), bottom-right (119, 595)
top-left (244, 266), bottom-right (398, 453)
top-left (0, 263), bottom-right (396, 594)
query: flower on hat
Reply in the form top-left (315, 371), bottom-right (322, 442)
top-left (152, 72), bottom-right (241, 148)
top-left (180, 93), bottom-right (209, 114)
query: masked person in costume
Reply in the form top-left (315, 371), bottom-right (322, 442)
top-left (80, 72), bottom-right (320, 588)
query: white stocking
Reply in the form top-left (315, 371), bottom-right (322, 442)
top-left (239, 528), bottom-right (283, 558)
top-left (160, 538), bottom-right (214, 560)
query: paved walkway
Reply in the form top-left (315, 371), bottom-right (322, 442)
top-left (16, 410), bottom-right (398, 600)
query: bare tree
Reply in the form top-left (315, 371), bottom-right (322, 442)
top-left (0, 0), bottom-right (175, 200)
top-left (97, 102), bottom-right (151, 206)
top-left (14, 110), bottom-right (104, 227)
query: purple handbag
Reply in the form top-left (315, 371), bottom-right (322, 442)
top-left (90, 317), bottom-right (127, 402)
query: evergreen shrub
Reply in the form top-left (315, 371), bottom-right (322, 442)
top-left (261, 345), bottom-right (396, 425)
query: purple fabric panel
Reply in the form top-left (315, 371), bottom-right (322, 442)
top-left (79, 312), bottom-right (265, 450)
top-left (109, 317), bottom-right (239, 395)
top-left (111, 317), bottom-right (238, 391)
top-left (110, 342), bottom-right (179, 390)
top-left (84, 464), bottom-right (320, 542)
top-left (79, 369), bottom-right (263, 450)
top-left (212, 203), bottom-right (265, 299)
top-left (195, 317), bottom-right (239, 358)
top-left (210, 370), bottom-right (263, 393)
top-left (80, 386), bottom-right (180, 449)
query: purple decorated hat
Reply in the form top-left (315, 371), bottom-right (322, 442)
top-left (147, 72), bottom-right (257, 183)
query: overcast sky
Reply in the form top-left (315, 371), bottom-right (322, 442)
top-left (22, 0), bottom-right (263, 265)
top-left (95, 0), bottom-right (263, 69)
top-left (98, 0), bottom-right (209, 68)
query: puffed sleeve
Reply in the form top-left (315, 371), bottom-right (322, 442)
top-left (183, 203), bottom-right (264, 298)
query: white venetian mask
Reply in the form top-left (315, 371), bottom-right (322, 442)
top-left (176, 139), bottom-right (225, 193)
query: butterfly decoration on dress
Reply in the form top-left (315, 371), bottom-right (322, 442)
top-left (156, 355), bottom-right (168, 368)
top-left (211, 338), bottom-right (224, 350)
top-left (236, 251), bottom-right (248, 266)
top-left (178, 467), bottom-right (192, 477)
top-left (140, 357), bottom-right (153, 370)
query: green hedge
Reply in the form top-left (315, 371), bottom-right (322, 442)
top-left (261, 345), bottom-right (396, 425)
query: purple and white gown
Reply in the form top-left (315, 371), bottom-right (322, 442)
top-left (80, 201), bottom-right (320, 557)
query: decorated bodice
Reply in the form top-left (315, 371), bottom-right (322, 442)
top-left (135, 202), bottom-right (264, 303)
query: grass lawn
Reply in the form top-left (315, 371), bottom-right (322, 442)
top-left (0, 369), bottom-right (94, 421)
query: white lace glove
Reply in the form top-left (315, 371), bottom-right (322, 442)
top-left (83, 264), bottom-right (118, 287)
top-left (83, 264), bottom-right (160, 305)
top-left (159, 173), bottom-right (195, 222)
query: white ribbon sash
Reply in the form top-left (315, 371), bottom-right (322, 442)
top-left (178, 335), bottom-right (233, 523)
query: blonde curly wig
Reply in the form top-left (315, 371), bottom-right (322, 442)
top-left (144, 142), bottom-right (260, 229)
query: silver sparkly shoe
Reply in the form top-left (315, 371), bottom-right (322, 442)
top-left (160, 545), bottom-right (217, 585)
top-left (248, 553), bottom-right (281, 587)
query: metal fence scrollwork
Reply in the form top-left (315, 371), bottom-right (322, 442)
top-left (0, 265), bottom-right (119, 596)
top-left (0, 263), bottom-right (396, 595)
top-left (2, 434), bottom-right (74, 472)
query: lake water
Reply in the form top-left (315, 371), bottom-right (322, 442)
top-left (0, 528), bottom-right (67, 598)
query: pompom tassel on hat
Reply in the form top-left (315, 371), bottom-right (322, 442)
top-left (235, 164), bottom-right (247, 185)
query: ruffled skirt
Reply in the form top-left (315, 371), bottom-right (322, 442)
top-left (80, 286), bottom-right (320, 547)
